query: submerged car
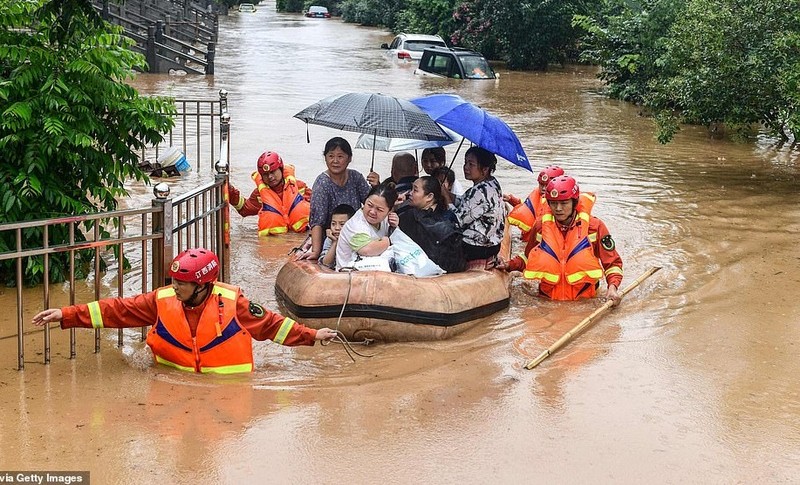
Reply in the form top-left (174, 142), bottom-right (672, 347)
top-left (381, 33), bottom-right (447, 61)
top-left (415, 46), bottom-right (497, 80)
top-left (305, 6), bottom-right (331, 18)
top-left (238, 3), bottom-right (256, 12)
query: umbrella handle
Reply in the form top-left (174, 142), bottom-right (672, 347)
top-left (370, 131), bottom-right (376, 172)
top-left (448, 138), bottom-right (466, 169)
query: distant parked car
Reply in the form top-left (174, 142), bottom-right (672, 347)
top-left (238, 3), bottom-right (256, 12)
top-left (305, 6), bottom-right (331, 18)
top-left (381, 33), bottom-right (447, 61)
top-left (414, 46), bottom-right (497, 80)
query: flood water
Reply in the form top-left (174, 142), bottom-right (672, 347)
top-left (2, 1), bottom-right (799, 482)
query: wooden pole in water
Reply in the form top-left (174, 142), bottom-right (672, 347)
top-left (524, 266), bottom-right (662, 370)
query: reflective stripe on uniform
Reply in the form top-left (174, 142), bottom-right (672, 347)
top-left (157, 287), bottom-right (176, 299)
top-left (155, 355), bottom-right (195, 372)
top-left (273, 317), bottom-right (295, 344)
top-left (87, 301), bottom-right (104, 329)
top-left (291, 217), bottom-right (309, 232)
top-left (507, 215), bottom-right (532, 233)
top-left (212, 284), bottom-right (237, 301)
top-left (200, 362), bottom-right (254, 374)
top-left (605, 266), bottom-right (623, 276)
top-left (566, 269), bottom-right (604, 284)
top-left (524, 270), bottom-right (560, 283)
top-left (259, 226), bottom-right (288, 236)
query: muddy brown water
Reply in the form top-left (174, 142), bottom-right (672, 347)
top-left (2, 2), bottom-right (799, 482)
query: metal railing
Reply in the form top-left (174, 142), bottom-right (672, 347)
top-left (142, 90), bottom-right (230, 172)
top-left (0, 96), bottom-right (232, 370)
top-left (97, 0), bottom-right (218, 75)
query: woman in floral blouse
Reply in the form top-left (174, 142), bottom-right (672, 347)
top-left (450, 146), bottom-right (506, 267)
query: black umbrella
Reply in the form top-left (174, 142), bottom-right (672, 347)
top-left (294, 92), bottom-right (451, 171)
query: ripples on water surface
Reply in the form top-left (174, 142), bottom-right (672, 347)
top-left (1, 2), bottom-right (799, 482)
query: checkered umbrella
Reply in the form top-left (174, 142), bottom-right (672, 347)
top-left (294, 92), bottom-right (451, 170)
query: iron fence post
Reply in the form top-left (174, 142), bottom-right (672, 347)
top-left (219, 111), bottom-right (230, 172)
top-left (155, 20), bottom-right (165, 45)
top-left (146, 24), bottom-right (157, 73)
top-left (219, 89), bottom-right (228, 113)
top-left (152, 183), bottom-right (174, 289)
top-left (215, 160), bottom-right (231, 283)
top-left (206, 42), bottom-right (215, 75)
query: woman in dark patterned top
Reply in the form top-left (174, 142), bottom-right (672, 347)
top-left (398, 176), bottom-right (466, 273)
top-left (295, 137), bottom-right (371, 261)
top-left (451, 146), bottom-right (506, 265)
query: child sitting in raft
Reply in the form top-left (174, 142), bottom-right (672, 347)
top-left (335, 182), bottom-right (399, 271)
top-left (319, 204), bottom-right (356, 269)
top-left (421, 147), bottom-right (464, 196)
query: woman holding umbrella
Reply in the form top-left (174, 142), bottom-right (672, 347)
top-left (295, 137), bottom-right (372, 261)
top-left (449, 146), bottom-right (506, 269)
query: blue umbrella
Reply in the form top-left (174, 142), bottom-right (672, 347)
top-left (411, 94), bottom-right (532, 172)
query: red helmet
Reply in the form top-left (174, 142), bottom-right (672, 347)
top-left (169, 248), bottom-right (219, 284)
top-left (257, 151), bottom-right (284, 176)
top-left (538, 165), bottom-right (564, 186)
top-left (545, 176), bottom-right (580, 201)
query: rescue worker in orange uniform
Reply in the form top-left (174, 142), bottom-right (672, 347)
top-left (32, 248), bottom-right (337, 374)
top-left (228, 151), bottom-right (312, 236)
top-left (504, 165), bottom-right (565, 242)
top-left (498, 176), bottom-right (623, 304)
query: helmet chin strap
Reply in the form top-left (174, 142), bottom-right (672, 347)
top-left (185, 283), bottom-right (210, 307)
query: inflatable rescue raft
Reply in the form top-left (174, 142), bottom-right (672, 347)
top-left (274, 235), bottom-right (512, 342)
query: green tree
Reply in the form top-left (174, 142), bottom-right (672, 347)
top-left (573, 0), bottom-right (684, 104)
top-left (340, 0), bottom-right (404, 26)
top-left (0, 0), bottom-right (175, 284)
top-left (451, 0), bottom-right (592, 68)
top-left (648, 0), bottom-right (800, 142)
top-left (393, 0), bottom-right (458, 39)
top-left (277, 0), bottom-right (305, 13)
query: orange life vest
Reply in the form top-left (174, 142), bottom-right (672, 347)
top-left (508, 190), bottom-right (597, 242)
top-left (522, 196), bottom-right (604, 300)
top-left (254, 165), bottom-right (310, 236)
top-left (507, 188), bottom-right (545, 242)
top-left (146, 282), bottom-right (254, 374)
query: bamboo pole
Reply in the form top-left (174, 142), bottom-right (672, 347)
top-left (524, 266), bottom-right (662, 369)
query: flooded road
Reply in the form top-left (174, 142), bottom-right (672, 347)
top-left (2, 1), bottom-right (799, 482)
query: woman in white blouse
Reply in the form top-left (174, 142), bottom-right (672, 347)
top-left (335, 182), bottom-right (399, 270)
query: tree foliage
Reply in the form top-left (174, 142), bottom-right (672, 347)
top-left (572, 0), bottom-right (684, 104)
top-left (276, 0), bottom-right (307, 13)
top-left (340, 0), bottom-right (404, 26)
top-left (392, 0), bottom-right (458, 38)
top-left (0, 0), bottom-right (176, 284)
top-left (574, 0), bottom-right (800, 143)
top-left (648, 0), bottom-right (800, 142)
top-left (453, 0), bottom-right (591, 69)
top-left (338, 0), bottom-right (591, 68)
